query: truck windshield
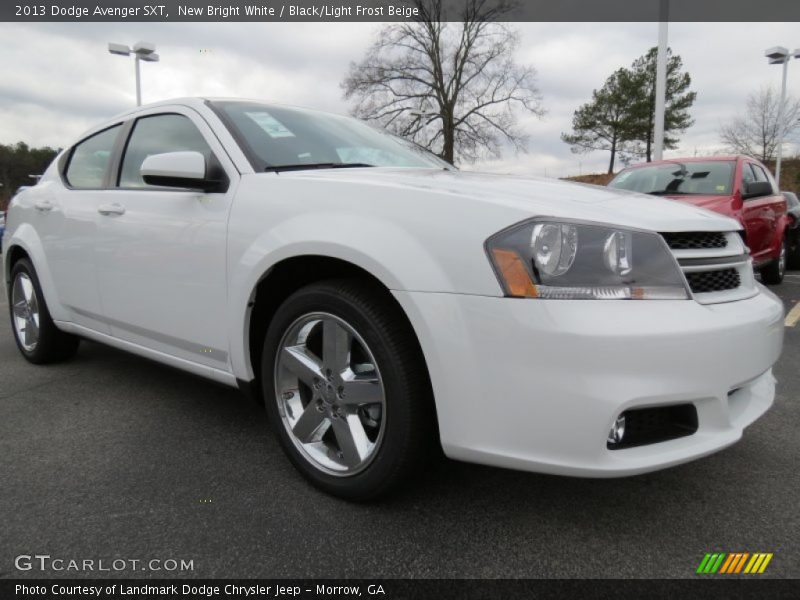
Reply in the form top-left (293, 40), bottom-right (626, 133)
top-left (609, 161), bottom-right (735, 196)
top-left (210, 100), bottom-right (453, 172)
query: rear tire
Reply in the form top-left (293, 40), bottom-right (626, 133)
top-left (761, 237), bottom-right (786, 285)
top-left (787, 231), bottom-right (800, 270)
top-left (8, 258), bottom-right (80, 364)
top-left (261, 279), bottom-right (434, 500)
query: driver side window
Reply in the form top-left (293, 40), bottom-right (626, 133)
top-left (741, 163), bottom-right (756, 188)
top-left (118, 114), bottom-right (213, 188)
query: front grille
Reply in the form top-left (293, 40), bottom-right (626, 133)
top-left (685, 269), bottom-right (741, 294)
top-left (662, 231), bottom-right (728, 250)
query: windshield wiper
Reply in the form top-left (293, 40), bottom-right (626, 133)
top-left (649, 190), bottom-right (698, 196)
top-left (266, 162), bottom-right (375, 173)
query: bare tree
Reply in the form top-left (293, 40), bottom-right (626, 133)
top-left (341, 0), bottom-right (544, 164)
top-left (719, 86), bottom-right (800, 162)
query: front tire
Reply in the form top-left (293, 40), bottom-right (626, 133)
top-left (261, 279), bottom-right (434, 500)
top-left (8, 258), bottom-right (80, 364)
top-left (761, 237), bottom-right (786, 285)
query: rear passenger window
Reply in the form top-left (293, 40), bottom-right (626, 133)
top-left (119, 114), bottom-right (213, 188)
top-left (65, 125), bottom-right (121, 189)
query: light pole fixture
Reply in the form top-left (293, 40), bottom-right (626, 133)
top-left (108, 41), bottom-right (160, 106)
top-left (653, 0), bottom-right (670, 162)
top-left (764, 46), bottom-right (800, 187)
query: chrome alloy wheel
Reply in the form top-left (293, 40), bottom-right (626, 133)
top-left (11, 272), bottom-right (40, 352)
top-left (274, 312), bottom-right (386, 476)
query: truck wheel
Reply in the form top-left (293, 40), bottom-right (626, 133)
top-left (761, 237), bottom-right (786, 285)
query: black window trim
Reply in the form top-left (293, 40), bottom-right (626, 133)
top-left (59, 122), bottom-right (126, 191)
top-left (113, 111), bottom-right (230, 194)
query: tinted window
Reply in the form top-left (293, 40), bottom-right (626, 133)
top-left (608, 161), bottom-right (734, 196)
top-left (751, 164), bottom-right (771, 190)
top-left (66, 125), bottom-right (121, 188)
top-left (212, 101), bottom-right (452, 171)
top-left (119, 114), bottom-right (213, 188)
top-left (741, 163), bottom-right (756, 185)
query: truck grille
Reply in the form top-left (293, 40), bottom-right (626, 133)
top-left (659, 231), bottom-right (755, 304)
top-left (662, 231), bottom-right (727, 250)
top-left (685, 269), bottom-right (741, 294)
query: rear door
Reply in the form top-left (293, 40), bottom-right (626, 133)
top-left (45, 124), bottom-right (124, 332)
top-left (94, 107), bottom-right (238, 370)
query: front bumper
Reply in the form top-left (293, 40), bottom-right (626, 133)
top-left (393, 285), bottom-right (784, 477)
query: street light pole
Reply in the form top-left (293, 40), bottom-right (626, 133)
top-left (775, 55), bottom-right (789, 186)
top-left (653, 21), bottom-right (668, 161)
top-left (108, 41), bottom-right (159, 107)
top-left (653, 0), bottom-right (669, 162)
top-left (765, 47), bottom-right (800, 187)
top-left (134, 54), bottom-right (142, 106)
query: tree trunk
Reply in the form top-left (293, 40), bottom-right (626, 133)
top-left (441, 109), bottom-right (455, 164)
top-left (646, 90), bottom-right (654, 162)
top-left (608, 134), bottom-right (617, 174)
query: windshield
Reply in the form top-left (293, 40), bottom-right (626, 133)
top-left (211, 101), bottom-right (453, 172)
top-left (609, 161), bottom-right (735, 196)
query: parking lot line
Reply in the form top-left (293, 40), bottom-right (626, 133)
top-left (785, 302), bottom-right (800, 328)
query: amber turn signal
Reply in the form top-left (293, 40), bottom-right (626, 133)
top-left (491, 248), bottom-right (538, 298)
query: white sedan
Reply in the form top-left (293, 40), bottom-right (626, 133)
top-left (2, 98), bottom-right (784, 499)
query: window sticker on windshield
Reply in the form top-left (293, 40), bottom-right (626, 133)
top-left (716, 184), bottom-right (726, 192)
top-left (245, 112), bottom-right (295, 138)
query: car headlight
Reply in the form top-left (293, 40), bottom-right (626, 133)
top-left (486, 219), bottom-right (688, 300)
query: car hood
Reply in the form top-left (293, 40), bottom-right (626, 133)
top-left (280, 168), bottom-right (741, 233)
top-left (656, 194), bottom-right (732, 209)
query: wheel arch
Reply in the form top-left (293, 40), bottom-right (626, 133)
top-left (4, 244), bottom-right (31, 285)
top-left (241, 254), bottom-right (434, 408)
top-left (3, 227), bottom-right (65, 320)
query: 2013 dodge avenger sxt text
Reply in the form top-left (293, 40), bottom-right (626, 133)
top-left (2, 98), bottom-right (785, 499)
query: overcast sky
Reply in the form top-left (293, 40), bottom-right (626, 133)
top-left (1, 21), bottom-right (798, 177)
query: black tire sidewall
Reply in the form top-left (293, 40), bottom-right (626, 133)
top-left (761, 238), bottom-right (786, 285)
top-left (8, 258), bottom-right (77, 364)
top-left (9, 258), bottom-right (52, 362)
top-left (261, 283), bottom-right (418, 500)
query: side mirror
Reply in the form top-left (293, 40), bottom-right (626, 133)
top-left (140, 151), bottom-right (225, 192)
top-left (742, 180), bottom-right (772, 199)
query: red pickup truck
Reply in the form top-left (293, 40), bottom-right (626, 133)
top-left (608, 156), bottom-right (788, 284)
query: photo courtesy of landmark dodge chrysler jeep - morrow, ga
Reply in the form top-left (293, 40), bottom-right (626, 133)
top-left (2, 98), bottom-right (785, 499)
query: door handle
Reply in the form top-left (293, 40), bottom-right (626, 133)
top-left (34, 200), bottom-right (54, 212)
top-left (98, 203), bottom-right (126, 216)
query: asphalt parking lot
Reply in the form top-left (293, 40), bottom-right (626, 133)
top-left (0, 277), bottom-right (798, 580)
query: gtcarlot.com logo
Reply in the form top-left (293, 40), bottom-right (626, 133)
top-left (15, 554), bottom-right (194, 573)
top-left (696, 552), bottom-right (773, 574)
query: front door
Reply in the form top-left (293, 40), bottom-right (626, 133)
top-left (94, 108), bottom-right (237, 370)
top-left (741, 161), bottom-right (782, 264)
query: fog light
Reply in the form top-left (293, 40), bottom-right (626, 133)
top-left (608, 415), bottom-right (626, 445)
